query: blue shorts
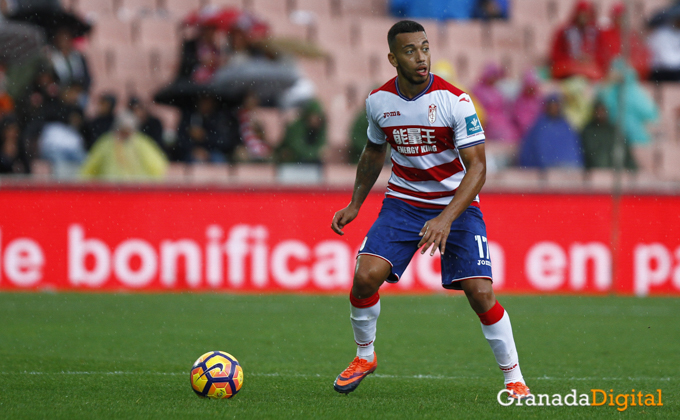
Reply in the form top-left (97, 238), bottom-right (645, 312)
top-left (358, 198), bottom-right (493, 290)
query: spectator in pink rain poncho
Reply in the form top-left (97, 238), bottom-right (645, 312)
top-left (511, 69), bottom-right (543, 140)
top-left (471, 63), bottom-right (519, 143)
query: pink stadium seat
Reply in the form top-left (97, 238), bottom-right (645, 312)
top-left (148, 105), bottom-right (180, 131)
top-left (489, 22), bottom-right (523, 52)
top-left (253, 108), bottom-right (284, 146)
top-left (496, 168), bottom-right (543, 190)
top-left (89, 18), bottom-right (135, 47)
top-left (188, 164), bottom-right (231, 183)
top-left (633, 144), bottom-right (660, 175)
top-left (148, 48), bottom-right (180, 85)
top-left (30, 160), bottom-right (52, 177)
top-left (211, 0), bottom-right (243, 8)
top-left (510, 0), bottom-right (550, 24)
top-left (312, 16), bottom-right (357, 50)
top-left (444, 21), bottom-right (485, 51)
top-left (585, 169), bottom-right (615, 190)
top-left (137, 18), bottom-right (179, 48)
top-left (84, 48), bottom-right (113, 81)
top-left (110, 46), bottom-right (151, 79)
top-left (160, 0), bottom-right (202, 19)
top-left (232, 163), bottom-right (276, 184)
top-left (166, 163), bottom-right (188, 181)
top-left (266, 16), bottom-right (309, 40)
top-left (244, 0), bottom-right (289, 16)
top-left (660, 84), bottom-right (680, 143)
top-left (295, 0), bottom-right (332, 18)
top-left (324, 164), bottom-right (357, 186)
top-left (658, 142), bottom-right (680, 181)
top-left (339, 0), bottom-right (388, 17)
top-left (72, 0), bottom-right (115, 19)
top-left (330, 47), bottom-right (371, 83)
top-left (545, 168), bottom-right (585, 189)
top-left (356, 17), bottom-right (396, 55)
top-left (118, 0), bottom-right (157, 16)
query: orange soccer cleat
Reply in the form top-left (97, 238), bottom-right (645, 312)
top-left (506, 382), bottom-right (533, 400)
top-left (333, 353), bottom-right (378, 394)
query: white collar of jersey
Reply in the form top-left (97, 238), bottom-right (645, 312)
top-left (395, 73), bottom-right (433, 102)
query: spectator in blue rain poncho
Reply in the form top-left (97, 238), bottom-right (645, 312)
top-left (598, 58), bottom-right (658, 147)
top-left (519, 94), bottom-right (583, 169)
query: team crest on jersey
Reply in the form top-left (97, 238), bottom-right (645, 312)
top-left (428, 104), bottom-right (437, 123)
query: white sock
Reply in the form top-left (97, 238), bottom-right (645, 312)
top-left (479, 303), bottom-right (524, 385)
top-left (350, 296), bottom-right (380, 362)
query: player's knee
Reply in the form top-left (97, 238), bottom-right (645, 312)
top-left (465, 284), bottom-right (495, 305)
top-left (352, 269), bottom-right (383, 299)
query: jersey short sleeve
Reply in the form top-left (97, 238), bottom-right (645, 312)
top-left (452, 93), bottom-right (485, 149)
top-left (366, 97), bottom-right (387, 145)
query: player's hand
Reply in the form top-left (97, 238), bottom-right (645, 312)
top-left (331, 205), bottom-right (359, 236)
top-left (418, 215), bottom-right (452, 256)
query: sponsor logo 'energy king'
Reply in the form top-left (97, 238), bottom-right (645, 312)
top-left (498, 389), bottom-right (663, 412)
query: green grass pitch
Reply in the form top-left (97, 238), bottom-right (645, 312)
top-left (0, 293), bottom-right (678, 419)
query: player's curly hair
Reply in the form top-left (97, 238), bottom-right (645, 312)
top-left (387, 20), bottom-right (426, 51)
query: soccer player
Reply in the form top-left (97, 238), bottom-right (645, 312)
top-left (330, 20), bottom-right (531, 400)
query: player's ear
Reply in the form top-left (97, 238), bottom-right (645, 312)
top-left (388, 52), bottom-right (398, 69)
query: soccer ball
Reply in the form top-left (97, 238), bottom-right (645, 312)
top-left (190, 351), bottom-right (243, 399)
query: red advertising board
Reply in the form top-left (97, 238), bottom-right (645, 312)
top-left (0, 187), bottom-right (678, 295)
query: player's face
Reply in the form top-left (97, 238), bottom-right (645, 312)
top-left (389, 32), bottom-right (431, 86)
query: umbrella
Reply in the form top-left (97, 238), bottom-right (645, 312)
top-left (183, 7), bottom-right (242, 32)
top-left (648, 3), bottom-right (680, 28)
top-left (0, 19), bottom-right (45, 66)
top-left (153, 78), bottom-right (245, 110)
top-left (9, 7), bottom-right (92, 38)
top-left (211, 58), bottom-right (299, 107)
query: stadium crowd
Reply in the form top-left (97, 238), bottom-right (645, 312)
top-left (0, 0), bottom-right (678, 183)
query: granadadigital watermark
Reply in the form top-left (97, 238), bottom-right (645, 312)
top-left (498, 388), bottom-right (663, 412)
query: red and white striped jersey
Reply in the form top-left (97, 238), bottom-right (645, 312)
top-left (366, 73), bottom-right (485, 209)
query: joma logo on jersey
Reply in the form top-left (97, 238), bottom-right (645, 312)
top-left (383, 111), bottom-right (401, 118)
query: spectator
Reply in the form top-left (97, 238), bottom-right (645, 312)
top-left (519, 94), bottom-right (583, 169)
top-left (597, 3), bottom-right (651, 80)
top-left (176, 95), bottom-right (238, 163)
top-left (432, 59), bottom-right (486, 127)
top-left (47, 26), bottom-right (91, 106)
top-left (647, 16), bottom-right (680, 82)
top-left (38, 106), bottom-right (86, 173)
top-left (511, 69), bottom-right (543, 139)
top-left (348, 105), bottom-right (369, 165)
top-left (472, 0), bottom-right (509, 20)
top-left (561, 76), bottom-right (593, 131)
top-left (0, 114), bottom-right (29, 174)
top-left (0, 68), bottom-right (14, 118)
top-left (598, 58), bottom-right (658, 147)
top-left (81, 111), bottom-right (168, 180)
top-left (83, 93), bottom-right (116, 150)
top-left (275, 99), bottom-right (326, 164)
top-left (581, 101), bottom-right (636, 170)
top-left (128, 96), bottom-right (165, 153)
top-left (549, 1), bottom-right (603, 80)
top-left (471, 63), bottom-right (518, 143)
top-left (178, 24), bottom-right (222, 82)
top-left (234, 91), bottom-right (269, 162)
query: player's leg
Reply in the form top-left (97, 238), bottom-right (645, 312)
top-left (350, 254), bottom-right (391, 359)
top-left (334, 255), bottom-right (390, 394)
top-left (442, 206), bottom-right (531, 399)
top-left (460, 278), bottom-right (530, 398)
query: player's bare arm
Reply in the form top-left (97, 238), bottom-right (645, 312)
top-left (331, 140), bottom-right (387, 235)
top-left (418, 144), bottom-right (486, 256)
